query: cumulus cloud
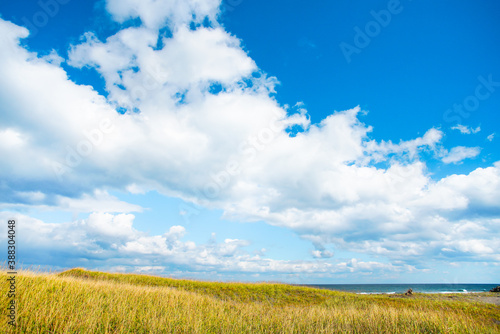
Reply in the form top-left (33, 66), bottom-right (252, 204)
top-left (68, 26), bottom-right (256, 110)
top-left (84, 212), bottom-right (137, 240)
top-left (0, 211), bottom-right (410, 278)
top-left (1, 0), bottom-right (499, 278)
top-left (106, 0), bottom-right (221, 30)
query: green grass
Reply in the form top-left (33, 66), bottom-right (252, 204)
top-left (1, 268), bottom-right (499, 333)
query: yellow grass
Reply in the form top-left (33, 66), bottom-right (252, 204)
top-left (1, 268), bottom-right (499, 333)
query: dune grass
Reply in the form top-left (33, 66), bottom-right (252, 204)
top-left (0, 268), bottom-right (499, 333)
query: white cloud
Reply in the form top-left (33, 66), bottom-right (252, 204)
top-left (364, 128), bottom-right (443, 162)
top-left (56, 190), bottom-right (143, 213)
top-left (456, 240), bottom-right (494, 255)
top-left (1, 0), bottom-right (499, 278)
top-left (134, 266), bottom-right (167, 273)
top-left (0, 128), bottom-right (25, 148)
top-left (0, 211), bottom-right (411, 277)
top-left (487, 133), bottom-right (495, 141)
top-left (68, 26), bottom-right (256, 111)
top-left (105, 0), bottom-right (221, 30)
top-left (435, 162), bottom-right (500, 208)
top-left (441, 146), bottom-right (481, 164)
top-left (84, 212), bottom-right (137, 239)
top-left (0, 190), bottom-right (142, 215)
top-left (451, 124), bottom-right (481, 134)
top-left (311, 250), bottom-right (334, 259)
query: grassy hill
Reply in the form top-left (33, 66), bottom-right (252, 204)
top-left (1, 268), bottom-right (499, 333)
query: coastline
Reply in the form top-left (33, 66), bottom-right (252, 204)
top-left (301, 283), bottom-right (499, 295)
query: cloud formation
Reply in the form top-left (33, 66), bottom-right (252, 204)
top-left (1, 0), bottom-right (499, 278)
top-left (441, 146), bottom-right (481, 164)
top-left (106, 0), bottom-right (221, 30)
top-left (451, 124), bottom-right (481, 134)
top-left (0, 211), bottom-right (410, 281)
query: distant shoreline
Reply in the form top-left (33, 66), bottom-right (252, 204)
top-left (298, 283), bottom-right (499, 295)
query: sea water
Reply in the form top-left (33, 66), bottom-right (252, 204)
top-left (302, 284), bottom-right (498, 294)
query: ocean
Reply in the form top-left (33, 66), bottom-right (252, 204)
top-left (301, 284), bottom-right (498, 294)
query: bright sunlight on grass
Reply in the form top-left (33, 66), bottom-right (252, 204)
top-left (1, 268), bottom-right (499, 333)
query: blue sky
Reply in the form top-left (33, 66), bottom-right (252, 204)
top-left (0, 0), bottom-right (499, 284)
